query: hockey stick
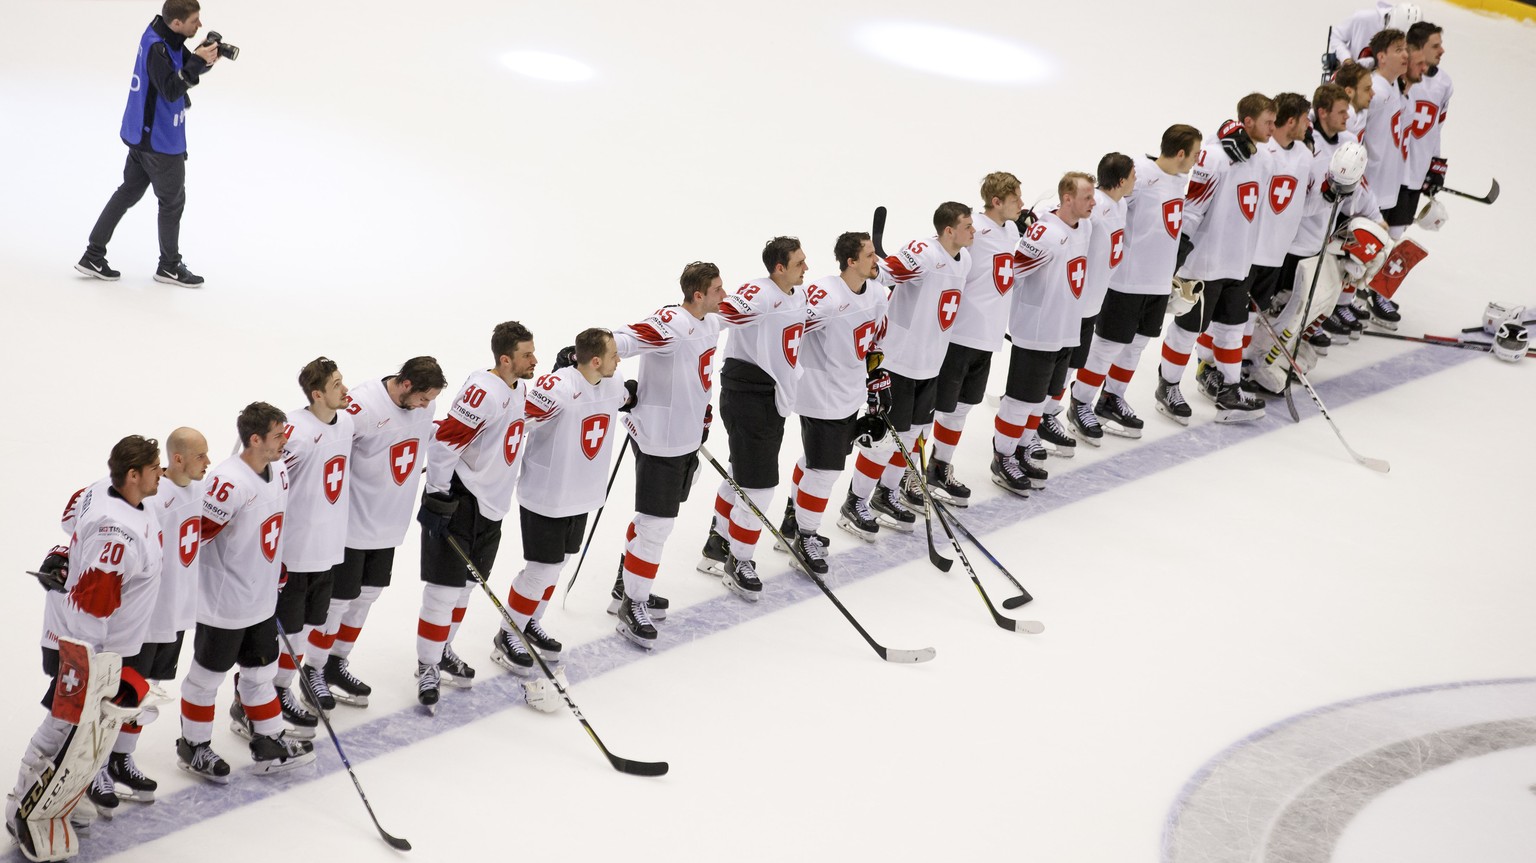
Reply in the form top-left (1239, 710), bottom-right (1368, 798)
top-left (275, 621), bottom-right (411, 851)
top-left (561, 433), bottom-right (630, 607)
top-left (1438, 179), bottom-right (1499, 205)
top-left (1361, 329), bottom-right (1536, 356)
top-left (1249, 303), bottom-right (1390, 473)
top-left (884, 426), bottom-right (1042, 634)
top-left (931, 500), bottom-right (1034, 610)
top-left (696, 445), bottom-right (936, 663)
top-left (1320, 26), bottom-right (1334, 84)
top-left (871, 206), bottom-right (888, 257)
top-left (444, 535), bottom-right (669, 776)
top-left (877, 419), bottom-right (952, 573)
top-left (1279, 197), bottom-right (1346, 423)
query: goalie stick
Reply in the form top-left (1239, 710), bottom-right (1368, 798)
top-left (697, 445), bottom-right (936, 664)
top-left (930, 501), bottom-right (1034, 610)
top-left (1362, 329), bottom-right (1536, 357)
top-left (444, 535), bottom-right (669, 777)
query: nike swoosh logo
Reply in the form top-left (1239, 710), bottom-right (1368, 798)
top-left (314, 435), bottom-right (322, 443)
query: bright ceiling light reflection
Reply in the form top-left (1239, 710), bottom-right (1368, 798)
top-left (852, 21), bottom-right (1056, 85)
top-left (498, 50), bottom-right (595, 83)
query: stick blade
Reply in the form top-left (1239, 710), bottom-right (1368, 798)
top-left (1355, 455), bottom-right (1391, 473)
top-left (880, 646), bottom-right (937, 664)
top-left (381, 833), bottom-right (412, 851)
top-left (872, 206), bottom-right (888, 257)
top-left (1000, 594), bottom-right (1032, 610)
top-left (1015, 620), bottom-right (1045, 635)
top-left (1487, 178), bottom-right (1500, 204)
top-left (610, 755), bottom-right (670, 777)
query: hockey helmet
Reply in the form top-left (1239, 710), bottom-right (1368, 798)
top-left (1415, 195), bottom-right (1448, 231)
top-left (1385, 3), bottom-right (1423, 32)
top-left (1325, 141), bottom-right (1368, 201)
top-left (853, 413), bottom-right (888, 448)
top-left (1169, 276), bottom-right (1203, 316)
top-left (1492, 321), bottom-right (1529, 363)
top-left (1482, 302), bottom-right (1526, 336)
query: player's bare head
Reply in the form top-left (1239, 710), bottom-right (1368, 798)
top-left (679, 261), bottom-right (721, 304)
top-left (1096, 153), bottom-right (1134, 193)
top-left (492, 320), bottom-right (536, 378)
top-left (1160, 124), bottom-right (1202, 162)
top-left (575, 327), bottom-right (617, 376)
top-left (1236, 93), bottom-right (1277, 143)
top-left (166, 426), bottom-right (211, 479)
top-left (1274, 93), bottom-right (1310, 128)
top-left (237, 402), bottom-right (287, 450)
top-left (162, 0), bottom-right (200, 26)
top-left (1408, 21), bottom-right (1443, 64)
top-left (762, 237), bottom-right (806, 280)
top-left (298, 356), bottom-right (341, 405)
top-left (834, 232), bottom-right (873, 274)
top-left (1333, 60), bottom-right (1368, 91)
top-left (109, 435), bottom-right (161, 488)
top-left (1369, 28), bottom-right (1408, 77)
top-left (395, 356), bottom-right (447, 403)
top-left (1057, 173), bottom-right (1096, 221)
top-left (980, 172), bottom-right (1021, 209)
top-left (1312, 83), bottom-right (1351, 135)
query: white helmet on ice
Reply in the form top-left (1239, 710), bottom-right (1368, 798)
top-left (1492, 321), bottom-right (1529, 363)
top-left (1482, 302), bottom-right (1526, 336)
top-left (1385, 3), bottom-right (1423, 31)
top-left (1323, 141), bottom-right (1368, 202)
top-left (1415, 196), bottom-right (1448, 232)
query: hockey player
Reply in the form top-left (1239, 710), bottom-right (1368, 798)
top-left (414, 322), bottom-right (535, 710)
top-left (1155, 94), bottom-right (1275, 424)
top-left (609, 262), bottom-right (726, 648)
top-left (785, 231), bottom-right (890, 560)
top-left (928, 174), bottom-right (1021, 493)
top-left (1335, 60), bottom-right (1374, 137)
top-left (1071, 126), bottom-right (1201, 439)
top-left (178, 402), bottom-right (314, 780)
top-left (492, 329), bottom-right (633, 681)
top-left (102, 427), bottom-right (210, 805)
top-left (1405, 22), bottom-right (1450, 204)
top-left (854, 203), bottom-right (973, 520)
top-left (1056, 154), bottom-right (1135, 443)
top-left (991, 173), bottom-right (1095, 495)
top-left (304, 357), bottom-right (445, 706)
top-left (1325, 2), bottom-right (1421, 73)
top-left (698, 237), bottom-right (807, 600)
top-left (7, 436), bottom-right (162, 860)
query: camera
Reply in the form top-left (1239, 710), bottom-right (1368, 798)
top-left (200, 31), bottom-right (240, 61)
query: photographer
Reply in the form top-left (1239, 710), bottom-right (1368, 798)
top-left (78, 0), bottom-right (222, 288)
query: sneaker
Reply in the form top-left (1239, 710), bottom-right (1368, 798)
top-left (1094, 393), bottom-right (1145, 439)
top-left (1195, 360), bottom-right (1222, 402)
top-left (607, 560), bottom-right (670, 621)
top-left (276, 685), bottom-right (318, 739)
top-left (152, 261), bottom-right (204, 287)
top-left (490, 628), bottom-right (535, 675)
top-left (416, 661), bottom-right (441, 709)
top-left (86, 768), bottom-right (118, 819)
top-left (176, 737), bottom-right (232, 784)
top-left (1037, 411), bottom-right (1078, 457)
top-left (1013, 442), bottom-right (1050, 488)
top-left (107, 752), bottom-right (157, 803)
top-left (249, 732), bottom-right (315, 775)
top-left (438, 644), bottom-right (476, 688)
top-left (1368, 291), bottom-right (1401, 330)
top-left (1214, 383), bottom-right (1266, 423)
top-left (989, 450), bottom-right (1032, 497)
top-left (836, 489), bottom-right (880, 542)
top-left (870, 484), bottom-right (917, 532)
top-left (301, 664), bottom-right (336, 712)
top-left (324, 654), bottom-right (372, 707)
top-left (74, 254), bottom-right (120, 281)
top-left (723, 555), bottom-right (763, 601)
top-left (790, 531), bottom-right (830, 576)
top-left (524, 617), bottom-right (563, 662)
top-left (1155, 376), bottom-right (1192, 426)
top-left (229, 698), bottom-right (254, 741)
top-left (697, 524), bottom-right (729, 576)
top-left (1067, 396), bottom-right (1104, 446)
top-left (616, 596), bottom-right (658, 649)
top-left (925, 457), bottom-right (972, 506)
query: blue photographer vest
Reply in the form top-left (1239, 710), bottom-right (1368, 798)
top-left (119, 23), bottom-right (188, 154)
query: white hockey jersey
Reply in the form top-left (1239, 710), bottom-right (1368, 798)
top-left (1083, 190), bottom-right (1127, 316)
top-left (518, 370), bottom-right (629, 519)
top-left (280, 407), bottom-right (353, 572)
top-left (877, 237), bottom-right (971, 379)
top-left (1254, 137), bottom-right (1315, 267)
top-left (147, 474), bottom-right (203, 643)
top-left (718, 278), bottom-right (806, 418)
top-left (1290, 128), bottom-right (1383, 257)
top-left (1329, 2), bottom-right (1391, 65)
top-left (198, 454), bottom-right (289, 629)
top-left (948, 211), bottom-right (1019, 353)
top-left (1111, 155), bottom-right (1189, 296)
top-left (44, 479), bottom-right (163, 656)
top-left (1009, 210), bottom-right (1092, 351)
top-left (613, 306), bottom-right (723, 457)
top-left (423, 370), bottom-right (527, 521)
top-left (344, 376), bottom-right (438, 550)
top-left (795, 273), bottom-right (890, 420)
top-left (1362, 72), bottom-right (1410, 209)
top-left (1405, 67), bottom-right (1452, 186)
top-left (1179, 141), bottom-right (1268, 282)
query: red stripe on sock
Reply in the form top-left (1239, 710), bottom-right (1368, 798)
top-left (1025, 415), bottom-right (1041, 431)
top-left (714, 494), bottom-right (732, 519)
top-left (508, 589), bottom-right (540, 617)
top-left (245, 698), bottom-right (281, 722)
top-left (1054, 387), bottom-right (1066, 401)
top-left (854, 453), bottom-right (884, 480)
top-left (994, 416), bottom-right (1026, 438)
top-left (1076, 369), bottom-right (1107, 388)
top-left (795, 488), bottom-right (828, 514)
top-left (540, 585), bottom-right (555, 601)
top-left (1196, 332), bottom-right (1214, 350)
top-left (1161, 343), bottom-right (1190, 366)
top-left (727, 520), bottom-right (761, 546)
top-left (335, 625), bottom-right (361, 645)
top-left (181, 700), bottom-right (216, 723)
top-left (623, 553), bottom-right (659, 579)
top-left (1108, 365), bottom-right (1135, 384)
top-left (886, 449), bottom-right (906, 468)
top-left (931, 422), bottom-right (961, 446)
top-left (307, 628), bottom-right (336, 651)
top-left (626, 522), bottom-right (637, 542)
top-left (1213, 345), bottom-right (1243, 364)
top-left (792, 464), bottom-right (804, 486)
top-left (450, 606), bottom-right (466, 624)
top-left (278, 651), bottom-right (298, 671)
top-left (417, 619), bottom-right (450, 641)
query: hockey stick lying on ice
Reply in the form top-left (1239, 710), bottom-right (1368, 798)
top-left (1361, 329), bottom-right (1536, 357)
top-left (877, 420), bottom-right (954, 574)
top-left (885, 425), bottom-right (1044, 635)
top-left (275, 620), bottom-right (412, 851)
top-left (445, 535), bottom-right (669, 777)
top-left (1249, 303), bottom-right (1390, 473)
top-left (931, 500), bottom-right (1034, 610)
top-left (1437, 179), bottom-right (1499, 205)
top-left (562, 432), bottom-right (630, 607)
top-left (697, 445), bottom-right (935, 663)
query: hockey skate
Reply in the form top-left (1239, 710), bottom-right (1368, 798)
top-left (1038, 410), bottom-right (1079, 456)
top-left (989, 450), bottom-right (1032, 498)
top-left (616, 596), bottom-right (658, 650)
top-left (1067, 396), bottom-right (1104, 445)
top-left (697, 523), bottom-right (728, 577)
top-left (788, 531), bottom-right (830, 576)
top-left (925, 457), bottom-right (972, 506)
top-left (1368, 290), bottom-right (1401, 330)
top-left (275, 685), bottom-right (318, 739)
top-left (300, 665), bottom-right (335, 712)
top-left (1013, 442), bottom-right (1049, 489)
top-left (491, 628), bottom-right (536, 676)
top-left (1214, 383), bottom-right (1265, 423)
top-left (836, 489), bottom-right (880, 542)
top-left (1195, 361), bottom-right (1222, 403)
top-left (524, 617), bottom-right (563, 662)
top-left (325, 654), bottom-right (372, 707)
top-left (722, 554), bottom-right (763, 601)
top-left (416, 662), bottom-right (441, 713)
top-left (175, 737), bottom-right (231, 785)
top-left (1306, 329), bottom-right (1331, 356)
top-left (85, 768), bottom-right (118, 820)
top-left (1094, 393), bottom-right (1145, 439)
top-left (870, 484), bottom-right (917, 532)
top-left (1154, 376), bottom-right (1192, 425)
top-left (229, 698), bottom-right (255, 741)
top-left (438, 644), bottom-right (476, 688)
top-left (607, 560), bottom-right (669, 621)
top-left (107, 752), bottom-right (157, 803)
top-left (773, 500), bottom-right (798, 552)
top-left (250, 732), bottom-right (315, 775)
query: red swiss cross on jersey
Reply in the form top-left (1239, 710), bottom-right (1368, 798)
top-left (260, 513), bottom-right (284, 562)
top-left (503, 419), bottom-right (525, 465)
top-left (1268, 175), bottom-right (1298, 214)
top-left (1163, 199), bottom-right (1183, 239)
top-left (389, 439), bottom-right (418, 486)
top-left (853, 320), bottom-right (878, 360)
top-left (781, 323), bottom-right (804, 367)
top-left (178, 517), bottom-right (200, 567)
top-left (698, 347), bottom-right (716, 391)
top-left (1109, 230), bottom-right (1126, 268)
top-left (992, 253), bottom-right (1014, 295)
top-left (580, 414), bottom-right (609, 460)
top-left (1237, 182), bottom-right (1260, 222)
top-left (322, 455), bottom-right (347, 505)
top-left (937, 289), bottom-right (961, 330)
top-left (1066, 257), bottom-right (1087, 298)
top-left (1409, 100), bottom-right (1437, 138)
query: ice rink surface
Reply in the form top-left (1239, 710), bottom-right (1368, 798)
top-left (1, 0), bottom-right (1534, 860)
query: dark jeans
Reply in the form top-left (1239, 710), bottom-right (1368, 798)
top-left (87, 147), bottom-right (187, 266)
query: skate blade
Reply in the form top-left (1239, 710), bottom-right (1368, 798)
top-left (490, 653), bottom-right (537, 677)
top-left (176, 762), bottom-right (232, 785)
top-left (252, 751), bottom-right (316, 776)
top-left (926, 486), bottom-right (971, 507)
top-left (874, 515), bottom-right (917, 533)
top-left (722, 580), bottom-right (762, 602)
top-left (283, 724), bottom-right (317, 741)
top-left (1370, 320), bottom-right (1399, 331)
top-left (615, 623), bottom-right (657, 650)
top-left (439, 673), bottom-right (475, 689)
top-left (989, 476), bottom-right (1031, 498)
top-left (695, 557), bottom-right (725, 577)
top-left (89, 803), bottom-right (115, 821)
top-left (112, 788), bottom-right (155, 804)
top-left (229, 721), bottom-right (254, 742)
top-left (531, 647), bottom-right (563, 664)
top-left (1042, 441), bottom-right (1077, 457)
top-left (331, 691), bottom-right (370, 708)
top-left (1214, 410), bottom-right (1265, 424)
top-left (835, 517), bottom-right (879, 543)
top-left (417, 701), bottom-right (438, 716)
top-left (1099, 423), bottom-right (1143, 439)
top-left (1154, 404), bottom-right (1191, 426)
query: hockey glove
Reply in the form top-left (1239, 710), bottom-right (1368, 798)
top-left (1176, 234), bottom-right (1195, 270)
top-left (1320, 52), bottom-right (1340, 79)
top-left (277, 564), bottom-right (289, 591)
top-left (1217, 119), bottom-right (1255, 164)
top-left (620, 378), bottom-right (639, 412)
top-left (866, 369), bottom-right (892, 416)
top-left (553, 345), bottom-right (577, 371)
top-left (1014, 208), bottom-right (1038, 234)
top-left (701, 403), bottom-right (713, 444)
top-left (417, 491), bottom-right (458, 540)
top-left (114, 667), bottom-right (150, 708)
top-left (1320, 177), bottom-right (1353, 204)
top-left (34, 545), bottom-right (69, 592)
top-left (1422, 157), bottom-right (1447, 195)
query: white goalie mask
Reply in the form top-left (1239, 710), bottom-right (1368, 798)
top-left (1416, 196), bottom-right (1448, 232)
top-left (1385, 3), bottom-right (1423, 32)
top-left (1482, 302), bottom-right (1526, 336)
top-left (1493, 321), bottom-right (1529, 363)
